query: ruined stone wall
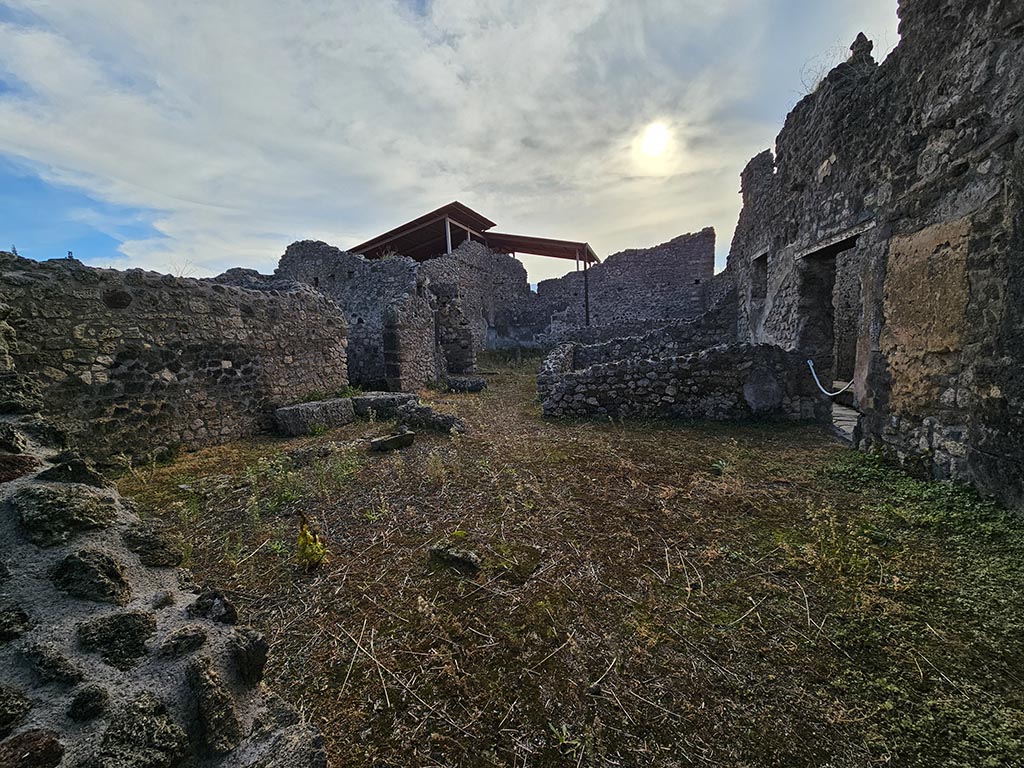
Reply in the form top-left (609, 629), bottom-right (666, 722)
top-left (534, 228), bottom-right (716, 329)
top-left (0, 421), bottom-right (325, 767)
top-left (383, 279), bottom-right (445, 391)
top-left (541, 343), bottom-right (829, 423)
top-left (276, 241), bottom-right (418, 389)
top-left (726, 0), bottom-right (1024, 508)
top-left (420, 241), bottom-right (536, 349)
top-left (0, 253), bottom-right (348, 460)
top-left (570, 291), bottom-right (738, 370)
top-left (430, 282), bottom-right (476, 375)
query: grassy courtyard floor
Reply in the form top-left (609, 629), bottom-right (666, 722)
top-left (118, 354), bottom-right (1024, 768)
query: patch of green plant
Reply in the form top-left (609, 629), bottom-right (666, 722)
top-left (710, 458), bottom-right (729, 476)
top-left (547, 723), bottom-right (583, 759)
top-left (245, 455), bottom-right (304, 518)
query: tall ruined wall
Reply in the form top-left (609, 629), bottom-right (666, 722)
top-left (383, 280), bottom-right (445, 391)
top-left (276, 241), bottom-right (420, 389)
top-left (0, 253), bottom-right (348, 460)
top-left (535, 228), bottom-right (716, 328)
top-left (727, 0), bottom-right (1024, 508)
top-left (420, 241), bottom-right (536, 349)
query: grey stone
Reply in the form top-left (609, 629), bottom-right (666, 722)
top-left (159, 625), bottom-right (208, 658)
top-left (187, 656), bottom-right (243, 755)
top-left (187, 590), bottom-right (237, 625)
top-left (68, 684), bottom-right (109, 721)
top-left (77, 611), bottom-right (156, 669)
top-left (53, 549), bottom-right (132, 605)
top-left (274, 398), bottom-right (355, 437)
top-left (396, 402), bottom-right (466, 434)
top-left (88, 693), bottom-right (188, 768)
top-left (447, 376), bottom-right (487, 393)
top-left (351, 391), bottom-right (418, 419)
top-left (36, 456), bottom-right (107, 487)
top-left (0, 602), bottom-right (32, 643)
top-left (368, 431), bottom-right (415, 452)
top-left (0, 683), bottom-right (31, 738)
top-left (0, 423), bottom-right (27, 454)
top-left (24, 643), bottom-right (84, 684)
top-left (13, 483), bottom-right (120, 547)
top-left (122, 523), bottom-right (182, 567)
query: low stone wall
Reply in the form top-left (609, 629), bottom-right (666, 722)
top-left (535, 343), bottom-right (575, 401)
top-left (0, 253), bottom-right (348, 460)
top-left (541, 343), bottom-right (829, 423)
top-left (0, 422), bottom-right (325, 767)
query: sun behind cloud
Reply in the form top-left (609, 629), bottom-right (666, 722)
top-left (640, 122), bottom-right (671, 157)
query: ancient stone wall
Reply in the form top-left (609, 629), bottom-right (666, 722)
top-left (383, 279), bottom-right (445, 392)
top-left (534, 228), bottom-right (716, 328)
top-left (276, 241), bottom-right (418, 389)
top-left (725, 0), bottom-right (1024, 508)
top-left (570, 291), bottom-right (738, 370)
top-left (0, 253), bottom-right (348, 461)
top-left (0, 423), bottom-right (325, 767)
top-left (420, 241), bottom-right (536, 349)
top-left (541, 343), bottom-right (828, 423)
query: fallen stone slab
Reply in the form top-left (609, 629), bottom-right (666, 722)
top-left (351, 391), bottom-right (418, 419)
top-left (397, 402), bottom-right (467, 434)
top-left (274, 398), bottom-right (354, 437)
top-left (447, 376), bottom-right (487, 393)
top-left (368, 431), bottom-right (415, 452)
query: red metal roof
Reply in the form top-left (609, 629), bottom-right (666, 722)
top-left (484, 232), bottom-right (598, 264)
top-left (350, 201), bottom-right (496, 259)
top-left (350, 201), bottom-right (599, 263)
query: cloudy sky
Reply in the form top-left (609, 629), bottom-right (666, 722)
top-left (0, 1), bottom-right (899, 282)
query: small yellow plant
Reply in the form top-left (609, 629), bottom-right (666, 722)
top-left (297, 513), bottom-right (328, 571)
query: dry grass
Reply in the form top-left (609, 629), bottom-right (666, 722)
top-left (119, 353), bottom-right (1024, 767)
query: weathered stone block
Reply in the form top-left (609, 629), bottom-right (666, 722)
top-left (77, 611), bottom-right (156, 669)
top-left (0, 683), bottom-right (31, 738)
top-left (122, 522), bottom-right (183, 567)
top-left (54, 549), bottom-right (132, 605)
top-left (13, 484), bottom-right (119, 547)
top-left (351, 391), bottom-right (418, 419)
top-left (369, 431), bottom-right (415, 452)
top-left (90, 693), bottom-right (188, 768)
top-left (187, 656), bottom-right (244, 755)
top-left (274, 398), bottom-right (355, 436)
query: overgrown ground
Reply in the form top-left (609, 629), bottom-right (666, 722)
top-left (118, 354), bottom-right (1024, 768)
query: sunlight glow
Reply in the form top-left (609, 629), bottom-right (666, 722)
top-left (640, 122), bottom-right (671, 157)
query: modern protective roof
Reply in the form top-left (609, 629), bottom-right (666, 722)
top-left (350, 201), bottom-right (598, 263)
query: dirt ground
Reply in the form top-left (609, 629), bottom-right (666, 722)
top-left (119, 354), bottom-right (1024, 768)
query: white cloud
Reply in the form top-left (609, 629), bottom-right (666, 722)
top-left (0, 0), bottom-right (899, 281)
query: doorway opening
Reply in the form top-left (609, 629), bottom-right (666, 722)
top-left (796, 231), bottom-right (865, 441)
